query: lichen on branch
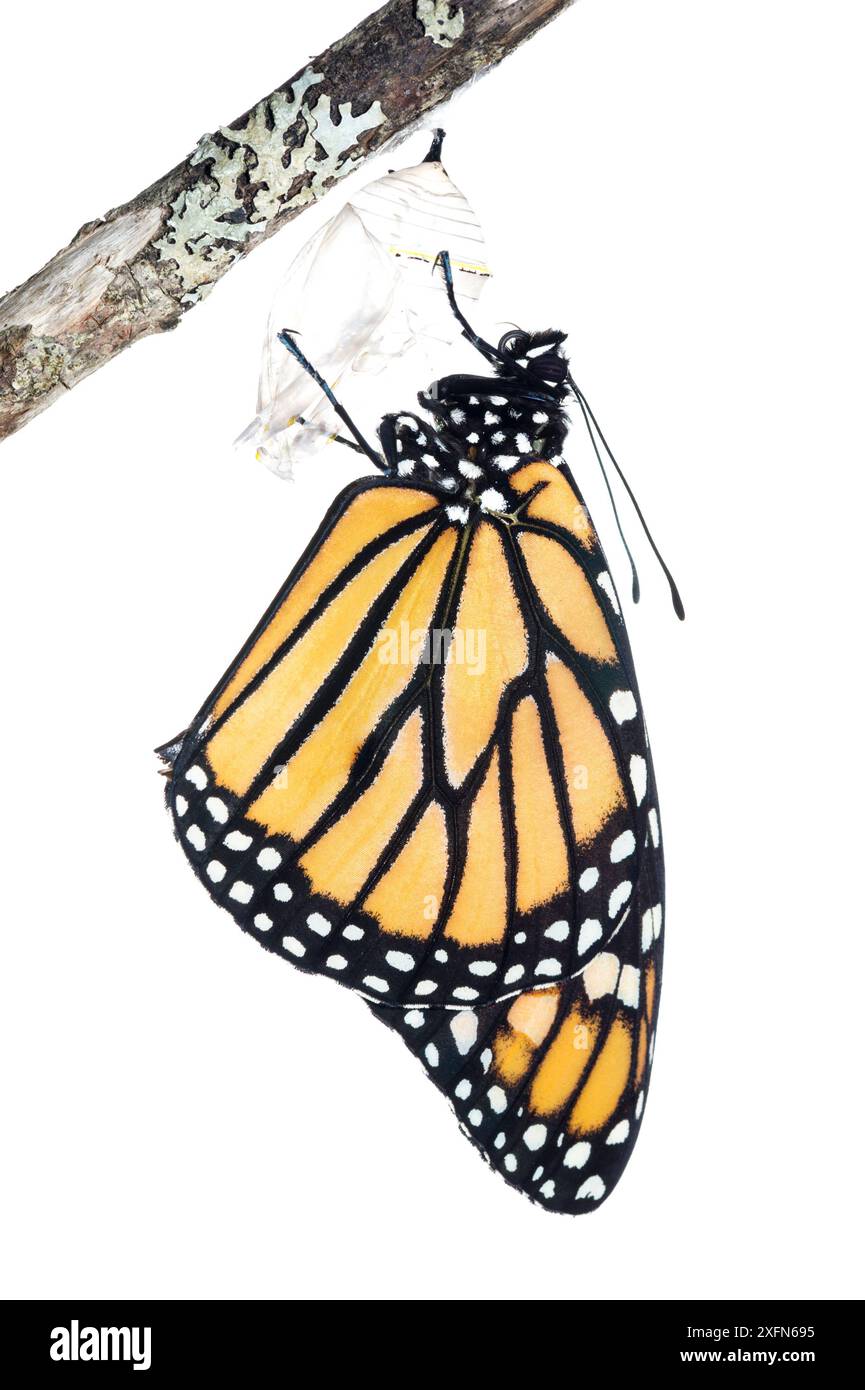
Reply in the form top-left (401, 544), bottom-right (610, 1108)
top-left (155, 69), bottom-right (386, 303)
top-left (0, 0), bottom-right (576, 443)
top-left (416, 1), bottom-right (466, 48)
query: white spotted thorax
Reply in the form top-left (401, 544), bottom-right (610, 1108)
top-left (378, 344), bottom-right (570, 522)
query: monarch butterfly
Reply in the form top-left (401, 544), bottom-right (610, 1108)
top-left (159, 252), bottom-right (682, 1213)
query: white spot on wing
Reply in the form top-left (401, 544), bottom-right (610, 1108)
top-left (617, 964), bottom-right (640, 1008)
top-left (363, 975), bottom-right (389, 993)
top-left (225, 830), bottom-right (252, 851)
top-left (610, 829), bottom-right (636, 863)
top-left (386, 949), bottom-right (415, 972)
top-left (576, 1175), bottom-right (606, 1201)
top-left (596, 571), bottom-right (621, 615)
top-left (645, 906), bottom-right (664, 950)
top-left (609, 880), bottom-right (633, 917)
top-left (450, 1011), bottom-right (478, 1055)
top-left (545, 921), bottom-right (569, 942)
top-left (563, 1141), bottom-right (591, 1170)
top-left (641, 909), bottom-right (655, 952)
top-left (488, 1085), bottom-right (507, 1114)
top-left (257, 846), bottom-right (282, 870)
top-left (577, 918), bottom-right (603, 955)
top-left (609, 690), bottom-right (637, 723)
top-left (523, 1123), bottom-right (547, 1151)
top-left (469, 959), bottom-right (496, 976)
top-left (630, 755), bottom-right (647, 805)
top-left (583, 952), bottom-right (619, 1001)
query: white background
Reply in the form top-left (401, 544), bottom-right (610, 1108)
top-left (1, 1), bottom-right (863, 1301)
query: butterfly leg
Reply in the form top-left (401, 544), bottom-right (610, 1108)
top-left (277, 330), bottom-right (386, 471)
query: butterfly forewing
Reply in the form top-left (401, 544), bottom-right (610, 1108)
top-left (169, 464), bottom-right (652, 1010)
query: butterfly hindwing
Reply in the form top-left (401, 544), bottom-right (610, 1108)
top-left (369, 789), bottom-right (663, 1213)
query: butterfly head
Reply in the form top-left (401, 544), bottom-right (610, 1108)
top-left (493, 327), bottom-right (570, 396)
top-left (379, 328), bottom-right (570, 506)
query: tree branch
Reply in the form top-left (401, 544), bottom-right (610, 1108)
top-left (0, 0), bottom-right (575, 442)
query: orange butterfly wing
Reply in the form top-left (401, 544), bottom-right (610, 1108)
top-left (165, 460), bottom-right (664, 1209)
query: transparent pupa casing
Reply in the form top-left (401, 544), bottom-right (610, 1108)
top-left (237, 134), bottom-right (491, 477)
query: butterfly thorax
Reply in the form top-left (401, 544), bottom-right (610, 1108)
top-left (378, 330), bottom-right (571, 517)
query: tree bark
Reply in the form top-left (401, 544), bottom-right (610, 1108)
top-left (0, 0), bottom-right (575, 442)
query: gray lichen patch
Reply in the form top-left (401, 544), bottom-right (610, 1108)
top-left (0, 327), bottom-right (68, 400)
top-left (154, 138), bottom-right (252, 302)
top-left (416, 1), bottom-right (465, 48)
top-left (303, 91), bottom-right (386, 193)
top-left (155, 66), bottom-right (386, 304)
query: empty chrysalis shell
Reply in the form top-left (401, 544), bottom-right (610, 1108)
top-left (237, 131), bottom-right (491, 477)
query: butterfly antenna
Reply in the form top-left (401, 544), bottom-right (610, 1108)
top-left (572, 389), bottom-right (642, 607)
top-left (277, 330), bottom-right (386, 471)
top-left (568, 373), bottom-right (685, 620)
top-left (433, 251), bottom-right (505, 371)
